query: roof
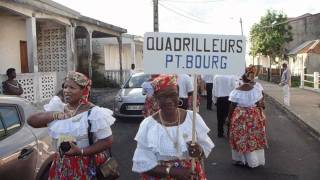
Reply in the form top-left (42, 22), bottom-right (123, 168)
top-left (78, 16), bottom-right (127, 34)
top-left (288, 13), bottom-right (312, 20)
top-left (288, 40), bottom-right (320, 55)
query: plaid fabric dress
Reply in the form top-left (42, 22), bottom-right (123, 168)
top-left (228, 107), bottom-right (267, 153)
top-left (48, 153), bottom-right (107, 180)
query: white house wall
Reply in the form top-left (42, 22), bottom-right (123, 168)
top-left (289, 55), bottom-right (304, 76)
top-left (252, 55), bottom-right (270, 68)
top-left (306, 53), bottom-right (320, 73)
top-left (104, 44), bottom-right (132, 70)
top-left (135, 45), bottom-right (143, 72)
top-left (0, 16), bottom-right (26, 74)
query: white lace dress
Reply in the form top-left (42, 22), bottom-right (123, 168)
top-left (132, 110), bottom-right (215, 173)
top-left (44, 96), bottom-right (115, 150)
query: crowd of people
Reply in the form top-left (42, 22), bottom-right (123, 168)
top-left (0, 63), bottom-right (291, 179)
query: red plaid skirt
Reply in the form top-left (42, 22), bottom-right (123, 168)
top-left (48, 153), bottom-right (107, 180)
top-left (229, 107), bottom-right (267, 153)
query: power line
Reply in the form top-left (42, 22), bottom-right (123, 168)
top-left (158, 1), bottom-right (210, 24)
top-left (160, 1), bottom-right (208, 22)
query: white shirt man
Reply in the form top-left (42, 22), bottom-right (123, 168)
top-left (279, 63), bottom-right (291, 106)
top-left (129, 64), bottom-right (136, 76)
top-left (202, 74), bottom-right (214, 110)
top-left (176, 74), bottom-right (194, 110)
top-left (212, 75), bottom-right (238, 137)
top-left (141, 81), bottom-right (154, 97)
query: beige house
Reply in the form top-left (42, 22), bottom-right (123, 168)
top-left (288, 39), bottom-right (320, 75)
top-left (0, 0), bottom-right (126, 103)
top-left (92, 34), bottom-right (143, 83)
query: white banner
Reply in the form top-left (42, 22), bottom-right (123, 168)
top-left (143, 32), bottom-right (246, 76)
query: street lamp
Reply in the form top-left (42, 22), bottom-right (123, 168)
top-left (240, 17), bottom-right (243, 36)
top-left (229, 17), bottom-right (244, 36)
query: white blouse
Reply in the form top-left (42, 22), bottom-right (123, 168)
top-left (254, 82), bottom-right (264, 91)
top-left (44, 97), bottom-right (115, 150)
top-left (132, 110), bottom-right (215, 173)
top-left (229, 86), bottom-right (263, 107)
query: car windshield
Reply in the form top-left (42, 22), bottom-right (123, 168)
top-left (124, 74), bottom-right (150, 88)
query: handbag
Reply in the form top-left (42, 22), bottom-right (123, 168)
top-left (87, 109), bottom-right (120, 180)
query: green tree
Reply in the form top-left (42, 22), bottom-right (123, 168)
top-left (250, 9), bottom-right (292, 80)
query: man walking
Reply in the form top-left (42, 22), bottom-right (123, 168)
top-left (279, 63), bottom-right (291, 106)
top-left (177, 74), bottom-right (193, 110)
top-left (213, 75), bottom-right (237, 137)
top-left (202, 74), bottom-right (214, 110)
top-left (130, 63), bottom-right (136, 76)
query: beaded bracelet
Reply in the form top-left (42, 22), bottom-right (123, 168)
top-left (52, 112), bottom-right (65, 120)
top-left (52, 112), bottom-right (59, 120)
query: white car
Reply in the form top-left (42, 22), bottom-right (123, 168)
top-left (113, 73), bottom-right (151, 118)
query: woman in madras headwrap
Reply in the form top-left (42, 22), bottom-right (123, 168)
top-left (132, 75), bottom-right (214, 180)
top-left (227, 66), bottom-right (267, 168)
top-left (28, 71), bottom-right (115, 179)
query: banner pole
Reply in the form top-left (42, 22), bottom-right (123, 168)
top-left (191, 74), bottom-right (198, 173)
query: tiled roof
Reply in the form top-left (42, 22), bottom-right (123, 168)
top-left (288, 40), bottom-right (320, 55)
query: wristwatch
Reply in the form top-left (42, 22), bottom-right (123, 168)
top-left (165, 165), bottom-right (172, 176)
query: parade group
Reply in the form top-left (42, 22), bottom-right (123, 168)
top-left (2, 63), bottom-right (290, 180)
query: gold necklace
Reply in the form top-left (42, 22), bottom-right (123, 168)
top-left (66, 103), bottom-right (82, 117)
top-left (159, 109), bottom-right (181, 152)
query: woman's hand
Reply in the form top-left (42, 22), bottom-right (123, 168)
top-left (187, 142), bottom-right (203, 158)
top-left (170, 167), bottom-right (195, 180)
top-left (64, 142), bottom-right (82, 156)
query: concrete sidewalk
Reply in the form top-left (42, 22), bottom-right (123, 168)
top-left (258, 80), bottom-right (320, 140)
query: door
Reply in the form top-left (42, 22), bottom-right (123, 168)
top-left (0, 105), bottom-right (37, 180)
top-left (20, 41), bottom-right (29, 73)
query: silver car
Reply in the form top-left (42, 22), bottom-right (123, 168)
top-left (113, 73), bottom-right (151, 118)
top-left (0, 95), bottom-right (55, 180)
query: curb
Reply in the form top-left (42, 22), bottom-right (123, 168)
top-left (264, 93), bottom-right (320, 142)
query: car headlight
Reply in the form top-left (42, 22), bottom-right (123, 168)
top-left (115, 95), bottom-right (123, 102)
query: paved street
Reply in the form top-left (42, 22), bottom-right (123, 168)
top-left (99, 93), bottom-right (320, 180)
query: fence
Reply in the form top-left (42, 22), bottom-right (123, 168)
top-left (105, 70), bottom-right (130, 85)
top-left (300, 72), bottom-right (320, 91)
top-left (0, 72), bottom-right (58, 103)
top-left (258, 67), bottom-right (282, 83)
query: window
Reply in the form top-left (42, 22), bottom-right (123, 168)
top-left (0, 106), bottom-right (21, 139)
top-left (125, 74), bottom-right (151, 88)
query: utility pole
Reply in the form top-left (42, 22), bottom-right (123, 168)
top-left (153, 0), bottom-right (159, 32)
top-left (240, 17), bottom-right (243, 36)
